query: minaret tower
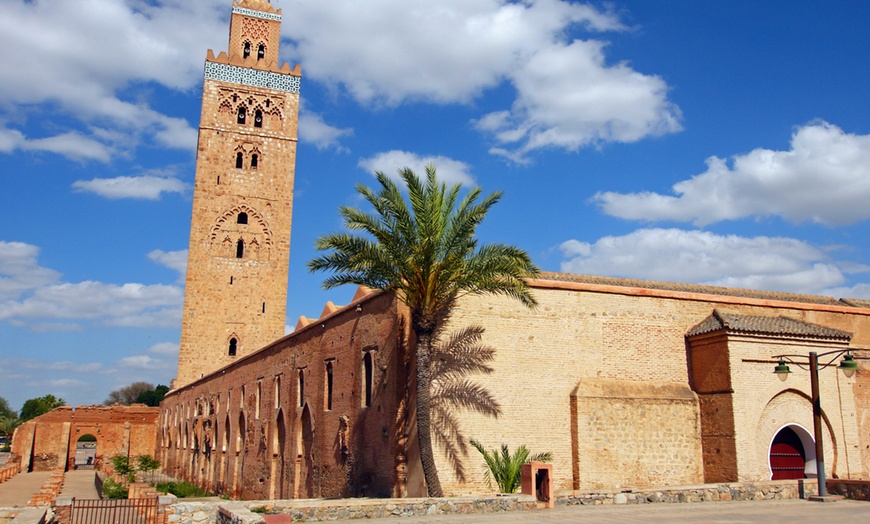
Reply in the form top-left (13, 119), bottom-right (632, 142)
top-left (175, 0), bottom-right (300, 387)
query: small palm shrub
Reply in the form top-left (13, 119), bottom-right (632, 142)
top-left (469, 439), bottom-right (552, 494)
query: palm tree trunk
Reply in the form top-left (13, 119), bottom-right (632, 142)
top-left (414, 325), bottom-right (444, 497)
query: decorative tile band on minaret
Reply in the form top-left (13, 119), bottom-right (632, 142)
top-left (204, 62), bottom-right (301, 92)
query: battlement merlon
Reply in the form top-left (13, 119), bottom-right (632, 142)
top-left (206, 49), bottom-right (301, 76)
top-left (233, 0), bottom-right (281, 17)
top-left (205, 50), bottom-right (301, 93)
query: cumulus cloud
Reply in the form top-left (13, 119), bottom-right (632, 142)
top-left (72, 176), bottom-right (188, 200)
top-left (299, 110), bottom-right (353, 151)
top-left (0, 241), bottom-right (183, 329)
top-left (359, 151), bottom-right (475, 186)
top-left (284, 0), bottom-right (679, 161)
top-left (0, 130), bottom-right (115, 162)
top-left (148, 249), bottom-right (188, 278)
top-left (594, 122), bottom-right (870, 226)
top-left (0, 0), bottom-right (225, 161)
top-left (557, 228), bottom-right (869, 297)
top-left (0, 242), bottom-right (62, 300)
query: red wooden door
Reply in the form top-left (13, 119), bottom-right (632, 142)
top-left (770, 427), bottom-right (806, 480)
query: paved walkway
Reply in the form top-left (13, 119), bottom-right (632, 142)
top-left (0, 471), bottom-right (51, 507)
top-left (59, 470), bottom-right (99, 499)
top-left (349, 499), bottom-right (870, 524)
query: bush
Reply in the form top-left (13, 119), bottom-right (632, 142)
top-left (155, 481), bottom-right (212, 498)
top-left (469, 439), bottom-right (552, 493)
top-left (102, 478), bottom-right (129, 500)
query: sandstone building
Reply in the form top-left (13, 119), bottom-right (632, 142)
top-left (174, 0), bottom-right (300, 387)
top-left (155, 0), bottom-right (870, 501)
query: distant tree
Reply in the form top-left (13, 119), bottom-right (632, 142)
top-left (0, 416), bottom-right (22, 440)
top-left (19, 394), bottom-right (65, 421)
top-left (104, 382), bottom-right (154, 405)
top-left (137, 454), bottom-right (161, 483)
top-left (0, 396), bottom-right (16, 420)
top-left (136, 385), bottom-right (170, 407)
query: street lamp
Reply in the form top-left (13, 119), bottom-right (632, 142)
top-left (772, 350), bottom-right (858, 498)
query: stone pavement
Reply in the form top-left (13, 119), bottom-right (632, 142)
top-left (0, 471), bottom-right (51, 507)
top-left (58, 470), bottom-right (99, 499)
top-left (347, 499), bottom-right (870, 524)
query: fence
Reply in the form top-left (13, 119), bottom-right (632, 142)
top-left (70, 498), bottom-right (158, 524)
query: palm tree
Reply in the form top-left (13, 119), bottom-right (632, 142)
top-left (309, 165), bottom-right (539, 497)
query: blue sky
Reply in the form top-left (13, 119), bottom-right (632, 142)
top-left (2, 0), bottom-right (870, 411)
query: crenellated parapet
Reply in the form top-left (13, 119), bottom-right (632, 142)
top-left (233, 0), bottom-right (280, 16)
top-left (205, 50), bottom-right (301, 93)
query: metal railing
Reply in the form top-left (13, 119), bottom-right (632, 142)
top-left (71, 498), bottom-right (157, 524)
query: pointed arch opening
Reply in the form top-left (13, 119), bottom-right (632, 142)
top-left (769, 424), bottom-right (816, 480)
top-left (243, 41), bottom-right (251, 59)
top-left (257, 43), bottom-right (265, 60)
top-left (228, 337), bottom-right (238, 357)
top-left (235, 152), bottom-right (244, 169)
top-left (236, 239), bottom-right (244, 259)
top-left (237, 212), bottom-right (248, 225)
top-left (254, 109), bottom-right (263, 128)
top-left (237, 106), bottom-right (247, 125)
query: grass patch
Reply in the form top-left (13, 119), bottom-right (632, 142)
top-left (155, 481), bottom-right (212, 498)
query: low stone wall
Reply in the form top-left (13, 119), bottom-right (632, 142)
top-left (0, 464), bottom-right (18, 484)
top-left (827, 480), bottom-right (870, 501)
top-left (558, 479), bottom-right (818, 506)
top-left (28, 470), bottom-right (64, 507)
top-left (172, 495), bottom-right (537, 524)
top-left (165, 480), bottom-right (848, 524)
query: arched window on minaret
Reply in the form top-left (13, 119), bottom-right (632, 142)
top-left (251, 154), bottom-right (259, 170)
top-left (254, 110), bottom-right (263, 128)
top-left (235, 152), bottom-right (244, 169)
top-left (237, 212), bottom-right (248, 225)
top-left (236, 239), bottom-right (245, 259)
top-left (228, 338), bottom-right (238, 356)
top-left (257, 44), bottom-right (265, 60)
top-left (243, 41), bottom-right (251, 59)
top-left (237, 106), bottom-right (247, 125)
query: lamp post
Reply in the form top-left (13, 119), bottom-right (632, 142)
top-left (772, 350), bottom-right (857, 498)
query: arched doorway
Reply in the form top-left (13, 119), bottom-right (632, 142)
top-left (75, 434), bottom-right (97, 470)
top-left (769, 425), bottom-right (815, 480)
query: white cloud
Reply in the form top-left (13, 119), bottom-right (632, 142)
top-left (298, 110), bottom-right (353, 151)
top-left (284, 0), bottom-right (678, 160)
top-left (480, 40), bottom-right (681, 161)
top-left (72, 176), bottom-right (188, 200)
top-left (359, 151), bottom-right (475, 186)
top-left (594, 122), bottom-right (870, 226)
top-left (558, 228), bottom-right (855, 296)
top-left (147, 342), bottom-right (180, 357)
top-left (0, 241), bottom-right (183, 329)
top-left (0, 242), bottom-right (62, 300)
top-left (148, 249), bottom-right (188, 278)
top-left (0, 127), bottom-right (113, 162)
top-left (0, 0), bottom-right (224, 160)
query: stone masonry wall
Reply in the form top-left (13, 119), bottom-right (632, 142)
top-left (438, 279), bottom-right (870, 494)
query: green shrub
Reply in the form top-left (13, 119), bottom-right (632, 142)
top-left (155, 481), bottom-right (212, 498)
top-left (469, 439), bottom-right (552, 493)
top-left (251, 506), bottom-right (268, 514)
top-left (102, 478), bottom-right (129, 500)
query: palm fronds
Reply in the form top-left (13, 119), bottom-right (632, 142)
top-left (469, 439), bottom-right (552, 493)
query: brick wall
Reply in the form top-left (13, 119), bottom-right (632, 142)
top-left (9, 405), bottom-right (159, 474)
top-left (161, 289), bottom-right (411, 500)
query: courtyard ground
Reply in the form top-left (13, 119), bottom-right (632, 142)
top-left (343, 498), bottom-right (870, 524)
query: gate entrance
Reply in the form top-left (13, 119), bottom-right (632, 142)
top-left (769, 426), bottom-right (807, 480)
